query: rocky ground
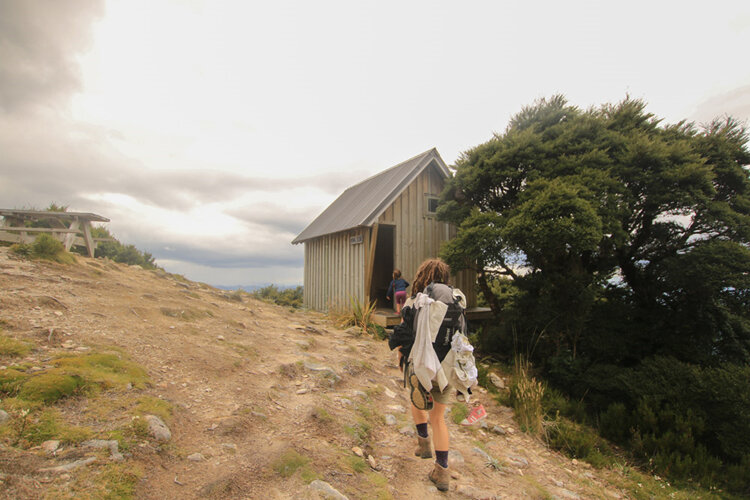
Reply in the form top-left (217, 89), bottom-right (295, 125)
top-left (0, 248), bottom-right (633, 499)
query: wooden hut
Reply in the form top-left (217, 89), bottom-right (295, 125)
top-left (292, 148), bottom-right (476, 317)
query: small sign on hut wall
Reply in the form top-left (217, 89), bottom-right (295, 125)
top-left (350, 235), bottom-right (363, 245)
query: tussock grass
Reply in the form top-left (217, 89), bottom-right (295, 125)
top-left (52, 352), bottom-right (150, 391)
top-left (509, 355), bottom-right (545, 436)
top-left (0, 334), bottom-right (32, 357)
top-left (134, 395), bottom-right (173, 423)
top-left (272, 448), bottom-right (318, 483)
top-left (0, 368), bottom-right (28, 394)
top-left (328, 296), bottom-right (378, 336)
top-left (159, 307), bottom-right (207, 321)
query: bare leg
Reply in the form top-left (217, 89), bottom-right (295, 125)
top-left (429, 402), bottom-right (449, 451)
top-left (411, 403), bottom-right (428, 425)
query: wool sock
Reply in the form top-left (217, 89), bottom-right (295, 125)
top-left (416, 423), bottom-right (428, 438)
top-left (435, 450), bottom-right (449, 468)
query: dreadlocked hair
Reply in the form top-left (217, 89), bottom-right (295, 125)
top-left (412, 258), bottom-right (450, 295)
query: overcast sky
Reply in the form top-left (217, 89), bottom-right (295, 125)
top-left (1, 0), bottom-right (749, 287)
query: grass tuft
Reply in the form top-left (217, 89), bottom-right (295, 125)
top-left (271, 448), bottom-right (318, 483)
top-left (509, 355), bottom-right (545, 436)
top-left (451, 402), bottom-right (471, 424)
top-left (0, 334), bottom-right (32, 357)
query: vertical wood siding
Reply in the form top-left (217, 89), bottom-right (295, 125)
top-left (303, 162), bottom-right (476, 310)
top-left (377, 164), bottom-right (476, 305)
top-left (303, 228), bottom-right (366, 311)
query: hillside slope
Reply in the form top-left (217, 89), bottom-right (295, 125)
top-left (0, 248), bottom-right (629, 499)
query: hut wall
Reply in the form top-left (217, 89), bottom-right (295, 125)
top-left (377, 164), bottom-right (477, 306)
top-left (303, 227), bottom-right (367, 311)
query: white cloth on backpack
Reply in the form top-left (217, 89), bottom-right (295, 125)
top-left (409, 292), bottom-right (449, 392)
top-left (447, 333), bottom-right (478, 403)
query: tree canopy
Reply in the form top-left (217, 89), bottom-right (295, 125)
top-left (439, 97), bottom-right (750, 489)
top-left (440, 95), bottom-right (750, 366)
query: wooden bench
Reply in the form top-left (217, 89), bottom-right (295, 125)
top-left (0, 209), bottom-right (110, 258)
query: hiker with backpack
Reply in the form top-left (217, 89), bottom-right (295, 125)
top-left (388, 258), bottom-right (477, 492)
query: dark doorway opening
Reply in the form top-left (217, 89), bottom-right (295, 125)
top-left (370, 225), bottom-right (394, 308)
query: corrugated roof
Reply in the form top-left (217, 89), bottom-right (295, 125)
top-left (292, 148), bottom-right (450, 244)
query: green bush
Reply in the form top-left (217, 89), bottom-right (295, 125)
top-left (251, 285), bottom-right (303, 308)
top-left (599, 402), bottom-right (631, 444)
top-left (545, 417), bottom-right (615, 469)
top-left (9, 243), bottom-right (31, 257)
top-left (10, 234), bottom-right (76, 264)
top-left (92, 227), bottom-right (157, 269)
top-left (32, 233), bottom-right (64, 257)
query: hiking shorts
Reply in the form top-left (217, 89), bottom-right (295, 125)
top-left (430, 384), bottom-right (453, 405)
top-left (395, 290), bottom-right (407, 307)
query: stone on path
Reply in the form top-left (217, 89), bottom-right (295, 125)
top-left (41, 440), bottom-right (60, 454)
top-left (489, 372), bottom-right (505, 389)
top-left (309, 479), bottom-right (349, 500)
top-left (399, 426), bottom-right (415, 437)
top-left (81, 439), bottom-right (124, 461)
top-left (187, 453), bottom-right (205, 462)
top-left (145, 415), bottom-right (171, 442)
top-left (0, 410), bottom-right (8, 424)
top-left (384, 414), bottom-right (397, 425)
top-left (39, 456), bottom-right (96, 473)
top-left (449, 449), bottom-right (465, 465)
top-left (456, 484), bottom-right (501, 499)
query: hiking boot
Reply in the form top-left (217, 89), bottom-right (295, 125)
top-left (428, 462), bottom-right (450, 492)
top-left (414, 435), bottom-right (432, 459)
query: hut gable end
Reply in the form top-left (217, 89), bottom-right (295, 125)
top-left (292, 148), bottom-right (475, 311)
top-left (291, 148), bottom-right (449, 245)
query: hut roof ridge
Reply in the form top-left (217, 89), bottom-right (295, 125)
top-left (292, 148), bottom-right (449, 244)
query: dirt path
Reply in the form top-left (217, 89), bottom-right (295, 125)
top-left (0, 249), bottom-right (629, 499)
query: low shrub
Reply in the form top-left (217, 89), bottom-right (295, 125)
top-left (92, 227), bottom-right (157, 269)
top-left (251, 285), bottom-right (303, 308)
top-left (11, 234), bottom-right (76, 264)
top-left (545, 416), bottom-right (616, 468)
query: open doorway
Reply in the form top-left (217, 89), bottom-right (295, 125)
top-left (369, 225), bottom-right (394, 309)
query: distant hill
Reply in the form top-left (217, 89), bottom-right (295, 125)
top-left (213, 283), bottom-right (301, 292)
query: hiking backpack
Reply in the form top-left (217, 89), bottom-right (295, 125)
top-left (424, 282), bottom-right (467, 361)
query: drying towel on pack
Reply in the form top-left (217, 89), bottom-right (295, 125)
top-left (409, 292), bottom-right (449, 392)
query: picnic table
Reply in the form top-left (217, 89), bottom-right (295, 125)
top-left (0, 209), bottom-right (110, 258)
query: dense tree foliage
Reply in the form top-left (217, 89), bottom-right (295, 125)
top-left (440, 96), bottom-right (750, 491)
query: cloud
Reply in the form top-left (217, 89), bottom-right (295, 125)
top-left (692, 84), bottom-right (750, 124)
top-left (225, 204), bottom-right (317, 235)
top-left (0, 0), bottom-right (104, 114)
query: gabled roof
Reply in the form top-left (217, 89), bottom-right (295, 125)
top-left (292, 148), bottom-right (450, 244)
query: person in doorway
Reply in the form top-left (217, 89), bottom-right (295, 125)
top-left (389, 258), bottom-right (464, 492)
top-left (386, 269), bottom-right (409, 314)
